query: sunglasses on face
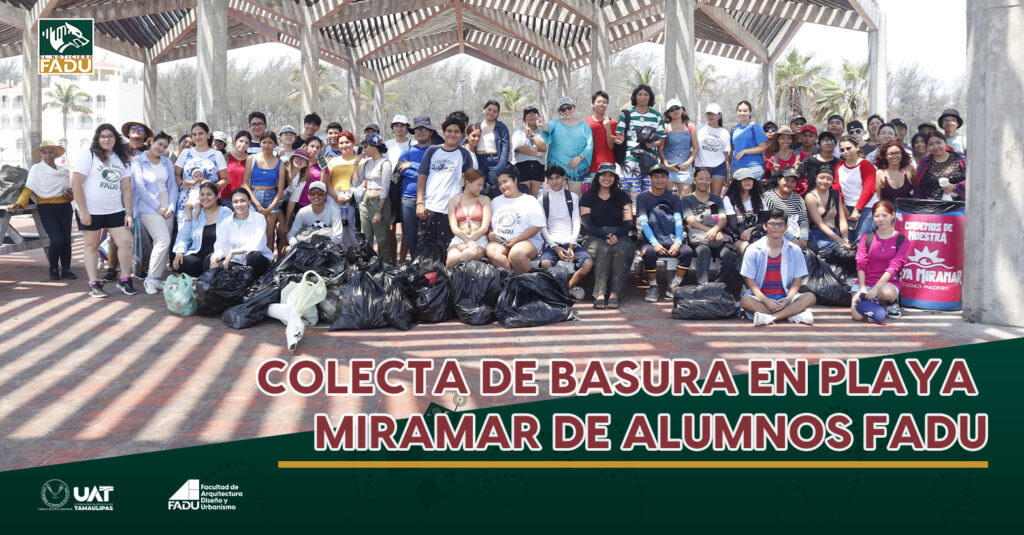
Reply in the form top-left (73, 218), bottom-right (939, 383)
top-left (765, 128), bottom-right (778, 134)
top-left (558, 106), bottom-right (573, 112)
top-left (129, 126), bottom-right (146, 132)
top-left (839, 146), bottom-right (855, 152)
top-left (308, 190), bottom-right (326, 197)
top-left (849, 128), bottom-right (863, 135)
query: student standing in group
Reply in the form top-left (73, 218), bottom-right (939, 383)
top-left (825, 114), bottom-right (845, 157)
top-left (862, 115), bottom-right (885, 156)
top-left (358, 133), bottom-right (394, 260)
top-left (282, 148), bottom-right (313, 230)
top-left (729, 100), bottom-right (770, 187)
top-left (445, 169), bottom-right (491, 267)
top-left (417, 117), bottom-right (474, 246)
top-left (659, 99), bottom-right (698, 198)
top-left (864, 123), bottom-right (911, 165)
top-left (396, 116), bottom-right (437, 258)
top-left (739, 208), bottom-right (816, 326)
top-left (938, 109), bottom-right (966, 156)
top-left (301, 113), bottom-right (325, 149)
top-left (247, 112), bottom-right (269, 154)
top-left (72, 124), bottom-right (137, 297)
top-left (122, 121), bottom-right (152, 158)
top-left (584, 91), bottom-right (618, 182)
top-left (223, 131), bottom-right (251, 207)
top-left (796, 124), bottom-right (818, 156)
top-left (615, 84), bottom-right (666, 198)
top-left (385, 114), bottom-right (412, 261)
top-left (764, 125), bottom-right (808, 193)
top-left (323, 122), bottom-right (345, 158)
top-left (174, 122), bottom-right (228, 228)
top-left (914, 131), bottom-right (966, 201)
top-left (511, 106), bottom-right (548, 196)
top-left (475, 100), bottom-right (511, 193)
top-left (242, 132), bottom-right (287, 256)
top-left (278, 126), bottom-right (298, 161)
top-left (325, 129), bottom-right (362, 232)
top-left (693, 103), bottom-right (732, 198)
top-left (131, 132), bottom-right (179, 295)
top-left (835, 135), bottom-right (879, 241)
top-left (537, 165), bottom-right (592, 300)
top-left (798, 131), bottom-right (837, 191)
top-left (539, 97), bottom-right (593, 194)
top-left (5, 141), bottom-right (75, 280)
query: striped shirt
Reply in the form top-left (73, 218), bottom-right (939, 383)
top-left (760, 255), bottom-right (787, 299)
top-left (615, 107), bottom-right (666, 162)
top-left (763, 189), bottom-right (809, 241)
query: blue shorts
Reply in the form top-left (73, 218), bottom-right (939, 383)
top-left (707, 161), bottom-right (728, 179)
top-left (251, 188), bottom-right (280, 213)
top-left (670, 170), bottom-right (693, 184)
top-left (540, 243), bottom-right (591, 270)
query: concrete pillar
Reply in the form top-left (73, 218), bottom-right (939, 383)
top-left (373, 80), bottom-right (386, 124)
top-left (300, 21), bottom-right (321, 116)
top-left (537, 79), bottom-right (549, 117)
top-left (964, 1), bottom-right (1024, 327)
top-left (556, 62), bottom-right (571, 99)
top-left (21, 11), bottom-right (41, 166)
top-left (867, 13), bottom-right (888, 117)
top-left (590, 1), bottom-right (610, 95)
top-left (345, 47), bottom-right (361, 133)
top-left (664, 0), bottom-right (695, 108)
top-left (143, 56), bottom-right (158, 128)
top-left (761, 62), bottom-right (776, 122)
top-left (196, 0), bottom-right (227, 128)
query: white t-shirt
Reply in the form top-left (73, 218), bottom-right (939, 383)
top-left (722, 195), bottom-right (752, 216)
top-left (420, 145), bottom-right (472, 213)
top-left (538, 189), bottom-right (579, 245)
top-left (153, 161), bottom-right (168, 192)
top-left (694, 123), bottom-right (731, 168)
top-left (174, 147), bottom-right (227, 183)
top-left (385, 138), bottom-right (412, 170)
top-left (76, 150), bottom-right (128, 215)
top-left (490, 194), bottom-right (547, 250)
top-left (511, 125), bottom-right (545, 165)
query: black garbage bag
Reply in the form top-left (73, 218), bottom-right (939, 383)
top-left (195, 265), bottom-right (255, 317)
top-left (260, 235), bottom-right (347, 288)
top-left (670, 283), bottom-right (739, 320)
top-left (407, 268), bottom-right (453, 323)
top-left (329, 271), bottom-right (412, 331)
top-left (495, 270), bottom-right (577, 329)
top-left (343, 232), bottom-right (377, 264)
top-left (826, 241), bottom-right (858, 273)
top-left (801, 251), bottom-right (850, 307)
top-left (415, 238), bottom-right (447, 267)
top-left (895, 198), bottom-right (965, 215)
top-left (450, 261), bottom-right (508, 325)
top-left (221, 286), bottom-right (281, 329)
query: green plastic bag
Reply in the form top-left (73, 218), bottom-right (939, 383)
top-left (164, 273), bottom-right (197, 316)
top-left (281, 270), bottom-right (327, 326)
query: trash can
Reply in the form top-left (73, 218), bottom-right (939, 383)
top-left (894, 199), bottom-right (965, 311)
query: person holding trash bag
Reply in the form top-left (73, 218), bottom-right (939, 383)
top-left (286, 182), bottom-right (346, 249)
top-left (636, 165), bottom-right (694, 302)
top-left (851, 200), bottom-right (911, 321)
top-left (805, 167), bottom-right (851, 255)
top-left (446, 169), bottom-right (492, 267)
top-left (486, 168), bottom-right (546, 274)
top-left (172, 181), bottom-right (233, 277)
top-left (581, 163), bottom-right (634, 309)
top-left (739, 208), bottom-right (817, 326)
top-left (537, 165), bottom-right (592, 300)
top-left (205, 188), bottom-right (274, 277)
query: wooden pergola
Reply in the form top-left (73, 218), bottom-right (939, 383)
top-left (0, 0), bottom-right (884, 166)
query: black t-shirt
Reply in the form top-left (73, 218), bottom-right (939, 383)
top-left (580, 189), bottom-right (631, 235)
top-left (197, 223), bottom-right (217, 258)
top-left (798, 154), bottom-right (835, 182)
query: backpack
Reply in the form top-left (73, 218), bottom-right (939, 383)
top-left (542, 189), bottom-right (574, 227)
top-left (612, 109), bottom-right (631, 166)
top-left (864, 231), bottom-right (906, 251)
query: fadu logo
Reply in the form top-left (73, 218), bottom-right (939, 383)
top-left (168, 479), bottom-right (200, 510)
top-left (74, 485), bottom-right (114, 502)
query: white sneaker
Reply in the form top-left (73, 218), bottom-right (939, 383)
top-left (753, 311), bottom-right (775, 326)
top-left (156, 279), bottom-right (166, 291)
top-left (143, 278), bottom-right (160, 295)
top-left (788, 309), bottom-right (814, 325)
top-left (568, 286), bottom-right (585, 300)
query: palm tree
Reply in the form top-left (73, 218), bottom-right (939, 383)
top-left (811, 60), bottom-right (869, 122)
top-left (43, 81), bottom-right (91, 147)
top-left (360, 80), bottom-right (399, 123)
top-left (496, 85), bottom-right (531, 127)
top-left (694, 63), bottom-right (722, 119)
top-left (286, 64), bottom-right (343, 106)
top-left (774, 50), bottom-right (824, 120)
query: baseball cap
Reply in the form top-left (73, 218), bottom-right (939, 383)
top-left (596, 162), bottom-right (618, 178)
top-left (800, 125), bottom-right (818, 135)
top-left (291, 148), bottom-right (311, 161)
top-left (649, 164), bottom-right (670, 177)
top-left (556, 96), bottom-right (574, 109)
top-left (522, 106), bottom-right (540, 118)
top-left (391, 114), bottom-right (410, 127)
top-left (855, 296), bottom-right (887, 324)
top-left (307, 181), bottom-right (327, 193)
top-left (706, 103), bottom-right (722, 115)
top-left (665, 98), bottom-right (683, 110)
top-left (279, 125), bottom-right (297, 135)
top-left (732, 167), bottom-right (755, 181)
top-left (212, 130), bottom-right (229, 144)
top-left (780, 166), bottom-right (799, 178)
top-left (361, 132), bottom-right (387, 153)
top-left (363, 122), bottom-right (380, 133)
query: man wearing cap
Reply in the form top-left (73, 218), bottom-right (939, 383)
top-left (615, 84), bottom-right (666, 197)
top-left (122, 121), bottom-right (152, 158)
top-left (762, 166), bottom-right (810, 248)
top-left (796, 125), bottom-right (818, 156)
top-left (890, 118), bottom-right (908, 146)
top-left (286, 181), bottom-right (346, 248)
top-left (938, 108), bottom-right (965, 156)
top-left (636, 165), bottom-right (694, 301)
top-left (278, 126), bottom-right (298, 161)
top-left (511, 106), bottom-right (548, 195)
top-left (789, 115), bottom-right (807, 130)
top-left (396, 116), bottom-right (439, 257)
top-left (847, 120), bottom-right (866, 147)
top-left (356, 123), bottom-right (380, 156)
top-left (740, 207), bottom-right (816, 326)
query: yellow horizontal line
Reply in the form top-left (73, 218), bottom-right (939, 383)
top-left (278, 461), bottom-right (987, 469)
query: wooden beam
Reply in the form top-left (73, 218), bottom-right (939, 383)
top-left (375, 42), bottom-right (451, 78)
top-left (28, 0), bottom-right (61, 22)
top-left (694, 38), bottom-right (757, 63)
top-left (463, 32), bottom-right (544, 81)
top-left (607, 0), bottom-right (663, 27)
top-left (549, 0), bottom-right (596, 26)
top-left (847, 0), bottom-right (881, 30)
top-left (52, 0), bottom-right (197, 22)
top-left (355, 4), bottom-right (452, 61)
top-left (697, 0), bottom-right (868, 31)
top-left (0, 2), bottom-right (25, 28)
top-left (362, 29), bottom-right (459, 62)
top-left (382, 45), bottom-right (459, 82)
top-left (461, 4), bottom-right (562, 62)
top-left (94, 32), bottom-right (147, 62)
top-left (158, 32), bottom-right (268, 63)
top-left (149, 9), bottom-right (197, 62)
top-left (234, 0), bottom-right (304, 26)
top-left (309, 0), bottom-right (358, 26)
top-left (0, 41), bottom-right (22, 58)
top-left (698, 4), bottom-right (768, 63)
top-left (455, 0), bottom-right (465, 54)
top-left (317, 0), bottom-right (448, 27)
top-left (227, 0), bottom-right (300, 32)
top-left (229, 8), bottom-right (298, 42)
top-left (468, 0), bottom-right (583, 25)
top-left (768, 20), bottom-right (803, 63)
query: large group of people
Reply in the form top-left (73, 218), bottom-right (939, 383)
top-left (7, 88), bottom-right (967, 324)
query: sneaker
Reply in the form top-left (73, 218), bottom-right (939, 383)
top-left (88, 281), bottom-right (108, 298)
top-left (144, 278), bottom-right (160, 295)
top-left (644, 285), bottom-right (660, 302)
top-left (134, 270), bottom-right (148, 281)
top-left (568, 286), bottom-right (585, 300)
top-left (666, 283), bottom-right (680, 299)
top-left (156, 279), bottom-right (165, 291)
top-left (788, 309), bottom-right (814, 325)
top-left (49, 268), bottom-right (60, 280)
top-left (61, 269), bottom-right (77, 280)
top-left (885, 303), bottom-right (902, 319)
top-left (101, 269), bottom-right (118, 283)
top-left (116, 278), bottom-right (139, 296)
top-left (753, 311), bottom-right (775, 326)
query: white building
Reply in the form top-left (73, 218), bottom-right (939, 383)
top-left (0, 60), bottom-right (142, 168)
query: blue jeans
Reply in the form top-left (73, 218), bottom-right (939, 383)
top-left (848, 207), bottom-right (877, 243)
top-left (478, 154), bottom-right (507, 186)
top-left (809, 226), bottom-right (840, 255)
top-left (401, 196), bottom-right (419, 258)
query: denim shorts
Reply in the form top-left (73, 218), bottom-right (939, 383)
top-left (251, 188), bottom-right (280, 213)
top-left (670, 170), bottom-right (694, 184)
top-left (706, 161), bottom-right (728, 179)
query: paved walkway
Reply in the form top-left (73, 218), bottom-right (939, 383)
top-left (1, 215), bottom-right (1019, 470)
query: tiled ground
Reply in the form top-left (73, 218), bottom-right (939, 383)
top-left (1, 214), bottom-right (1019, 470)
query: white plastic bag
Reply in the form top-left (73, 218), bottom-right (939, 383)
top-left (281, 270), bottom-right (327, 326)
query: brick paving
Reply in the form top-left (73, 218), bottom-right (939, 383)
top-left (1, 214), bottom-right (1019, 470)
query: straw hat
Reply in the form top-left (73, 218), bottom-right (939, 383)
top-left (121, 121), bottom-right (153, 139)
top-left (32, 140), bottom-right (65, 160)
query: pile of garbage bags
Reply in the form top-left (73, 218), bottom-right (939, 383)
top-left (670, 283), bottom-right (739, 320)
top-left (801, 247), bottom-right (857, 307)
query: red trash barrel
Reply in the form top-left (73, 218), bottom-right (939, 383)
top-left (894, 199), bottom-right (965, 311)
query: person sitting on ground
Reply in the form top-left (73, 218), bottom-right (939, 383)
top-left (207, 188), bottom-right (274, 277)
top-left (636, 165), bottom-right (694, 302)
top-left (852, 200), bottom-right (911, 321)
top-left (581, 163), bottom-right (634, 309)
top-left (446, 169), bottom-right (492, 267)
top-left (740, 208), bottom-right (816, 326)
top-left (286, 181), bottom-right (345, 250)
top-left (804, 167), bottom-right (851, 255)
top-left (172, 181), bottom-right (232, 278)
top-left (538, 164), bottom-right (593, 300)
top-left (486, 168), bottom-right (546, 274)
top-left (722, 167), bottom-right (763, 257)
top-left (682, 166), bottom-right (737, 286)
top-left (762, 166), bottom-right (810, 248)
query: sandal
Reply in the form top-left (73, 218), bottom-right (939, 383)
top-left (606, 297), bottom-right (620, 309)
top-left (593, 298), bottom-right (607, 309)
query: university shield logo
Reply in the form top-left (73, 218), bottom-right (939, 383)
top-left (38, 19), bottom-right (94, 74)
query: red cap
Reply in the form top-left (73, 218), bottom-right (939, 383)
top-left (800, 125), bottom-right (818, 135)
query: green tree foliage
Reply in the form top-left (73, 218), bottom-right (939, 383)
top-left (774, 49), bottom-right (824, 120)
top-left (43, 81), bottom-right (92, 147)
top-left (812, 60), bottom-right (869, 122)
